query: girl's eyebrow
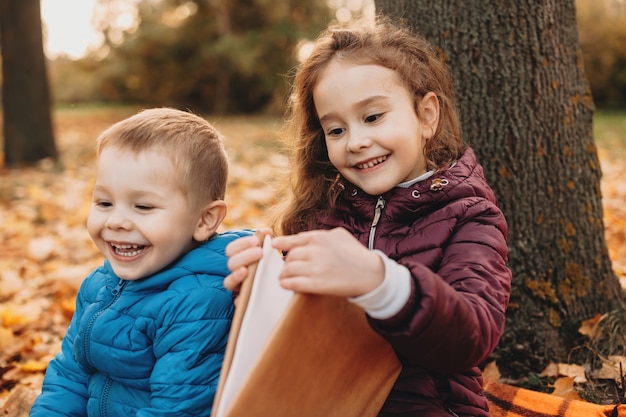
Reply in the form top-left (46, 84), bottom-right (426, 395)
top-left (319, 95), bottom-right (390, 124)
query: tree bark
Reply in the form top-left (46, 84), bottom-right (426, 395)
top-left (0, 0), bottom-right (57, 167)
top-left (375, 0), bottom-right (624, 377)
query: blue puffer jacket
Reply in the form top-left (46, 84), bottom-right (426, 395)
top-left (30, 230), bottom-right (252, 417)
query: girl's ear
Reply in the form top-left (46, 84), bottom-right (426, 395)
top-left (193, 200), bottom-right (227, 242)
top-left (419, 92), bottom-right (440, 140)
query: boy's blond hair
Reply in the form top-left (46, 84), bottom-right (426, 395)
top-left (96, 108), bottom-right (228, 209)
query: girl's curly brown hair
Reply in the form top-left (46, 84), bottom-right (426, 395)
top-left (273, 16), bottom-right (465, 235)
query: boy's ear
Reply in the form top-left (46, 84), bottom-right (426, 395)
top-left (193, 200), bottom-right (227, 242)
top-left (419, 92), bottom-right (440, 140)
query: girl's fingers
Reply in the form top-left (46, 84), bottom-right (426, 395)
top-left (226, 234), bottom-right (260, 257)
top-left (226, 245), bottom-right (264, 273)
top-left (224, 229), bottom-right (272, 291)
top-left (223, 267), bottom-right (247, 291)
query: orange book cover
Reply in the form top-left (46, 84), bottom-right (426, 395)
top-left (212, 235), bottom-right (401, 417)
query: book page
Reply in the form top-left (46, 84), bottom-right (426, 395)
top-left (213, 235), bottom-right (292, 417)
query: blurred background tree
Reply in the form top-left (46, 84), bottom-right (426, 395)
top-left (0, 0), bottom-right (57, 167)
top-left (48, 0), bottom-right (334, 114)
top-left (576, 0), bottom-right (626, 108)
top-left (43, 0), bottom-right (626, 113)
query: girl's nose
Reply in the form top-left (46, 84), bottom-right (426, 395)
top-left (346, 127), bottom-right (371, 152)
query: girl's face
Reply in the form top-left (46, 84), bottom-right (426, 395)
top-left (314, 60), bottom-right (439, 196)
top-left (87, 146), bottom-right (204, 280)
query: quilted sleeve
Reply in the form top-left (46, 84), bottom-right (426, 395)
top-left (370, 199), bottom-right (511, 373)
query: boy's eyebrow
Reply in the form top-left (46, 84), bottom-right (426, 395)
top-left (91, 184), bottom-right (169, 200)
top-left (319, 95), bottom-right (390, 124)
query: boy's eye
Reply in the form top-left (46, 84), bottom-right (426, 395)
top-left (136, 204), bottom-right (154, 211)
top-left (95, 200), bottom-right (112, 208)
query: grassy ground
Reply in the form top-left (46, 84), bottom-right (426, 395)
top-left (594, 110), bottom-right (626, 157)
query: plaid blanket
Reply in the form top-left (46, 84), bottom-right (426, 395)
top-left (485, 381), bottom-right (625, 417)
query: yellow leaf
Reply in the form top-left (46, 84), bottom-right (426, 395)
top-left (552, 377), bottom-right (583, 400)
top-left (0, 326), bottom-right (16, 349)
top-left (19, 359), bottom-right (48, 372)
top-left (0, 309), bottom-right (28, 327)
top-left (578, 313), bottom-right (607, 340)
top-left (482, 360), bottom-right (501, 383)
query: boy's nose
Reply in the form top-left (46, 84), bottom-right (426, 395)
top-left (105, 210), bottom-right (132, 230)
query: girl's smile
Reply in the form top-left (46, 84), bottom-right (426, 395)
top-left (354, 155), bottom-right (389, 170)
top-left (313, 59), bottom-right (439, 196)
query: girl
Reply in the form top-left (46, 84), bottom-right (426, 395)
top-left (225, 18), bottom-right (511, 417)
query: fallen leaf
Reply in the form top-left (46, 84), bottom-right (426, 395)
top-left (595, 361), bottom-right (621, 381)
top-left (552, 377), bottom-right (584, 400)
top-left (27, 237), bottom-right (57, 262)
top-left (593, 355), bottom-right (626, 382)
top-left (578, 313), bottom-right (607, 340)
top-left (482, 360), bottom-right (501, 383)
top-left (557, 363), bottom-right (588, 383)
top-left (19, 360), bottom-right (48, 373)
top-left (540, 361), bottom-right (559, 378)
top-left (0, 326), bottom-right (16, 349)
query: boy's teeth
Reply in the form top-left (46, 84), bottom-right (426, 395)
top-left (112, 244), bottom-right (144, 257)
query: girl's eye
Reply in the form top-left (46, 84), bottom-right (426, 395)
top-left (95, 200), bottom-right (112, 208)
top-left (136, 204), bottom-right (154, 211)
top-left (327, 127), bottom-right (345, 137)
top-left (365, 113), bottom-right (382, 123)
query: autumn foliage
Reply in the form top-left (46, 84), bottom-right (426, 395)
top-left (0, 107), bottom-right (624, 414)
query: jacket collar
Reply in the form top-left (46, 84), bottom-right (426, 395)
top-left (334, 147), bottom-right (496, 222)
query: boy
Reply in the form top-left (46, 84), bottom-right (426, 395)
top-left (30, 108), bottom-right (251, 416)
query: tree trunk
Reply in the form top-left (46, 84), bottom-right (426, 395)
top-left (375, 0), bottom-right (625, 378)
top-left (0, 0), bottom-right (57, 167)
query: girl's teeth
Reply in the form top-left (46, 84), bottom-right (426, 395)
top-left (358, 156), bottom-right (387, 169)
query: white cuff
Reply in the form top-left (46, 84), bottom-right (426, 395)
top-left (348, 250), bottom-right (411, 319)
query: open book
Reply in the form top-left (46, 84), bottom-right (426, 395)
top-left (211, 235), bottom-right (402, 417)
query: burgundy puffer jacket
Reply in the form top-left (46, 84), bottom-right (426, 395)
top-left (317, 148), bottom-right (511, 417)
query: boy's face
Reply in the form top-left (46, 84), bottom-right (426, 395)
top-left (87, 146), bottom-right (202, 280)
top-left (314, 60), bottom-right (437, 196)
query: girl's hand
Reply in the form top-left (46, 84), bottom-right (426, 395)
top-left (272, 227), bottom-right (384, 298)
top-left (224, 228), bottom-right (273, 291)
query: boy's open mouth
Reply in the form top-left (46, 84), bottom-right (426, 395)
top-left (111, 243), bottom-right (145, 257)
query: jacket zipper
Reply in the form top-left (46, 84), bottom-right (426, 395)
top-left (82, 278), bottom-right (126, 417)
top-left (368, 196), bottom-right (385, 250)
top-left (100, 377), bottom-right (114, 417)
